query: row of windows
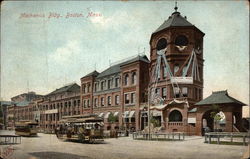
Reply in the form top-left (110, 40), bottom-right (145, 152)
top-left (83, 95), bottom-right (120, 108)
top-left (82, 83), bottom-right (91, 94)
top-left (124, 92), bottom-right (136, 105)
top-left (124, 72), bottom-right (136, 86)
top-left (153, 86), bottom-right (201, 99)
top-left (42, 100), bottom-right (80, 110)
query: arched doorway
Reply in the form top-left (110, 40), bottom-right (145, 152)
top-left (201, 110), bottom-right (214, 135)
top-left (202, 110), bottom-right (226, 135)
top-left (169, 110), bottom-right (182, 122)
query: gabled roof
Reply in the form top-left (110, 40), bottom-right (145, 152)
top-left (15, 100), bottom-right (30, 107)
top-left (47, 83), bottom-right (80, 96)
top-left (81, 70), bottom-right (99, 79)
top-left (195, 90), bottom-right (246, 106)
top-left (154, 11), bottom-right (193, 34)
top-left (96, 55), bottom-right (149, 78)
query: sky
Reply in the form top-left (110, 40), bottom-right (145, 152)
top-left (1, 1), bottom-right (249, 115)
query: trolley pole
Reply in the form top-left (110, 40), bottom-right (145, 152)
top-left (147, 87), bottom-right (151, 140)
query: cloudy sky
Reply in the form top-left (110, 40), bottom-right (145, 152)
top-left (1, 1), bottom-right (249, 112)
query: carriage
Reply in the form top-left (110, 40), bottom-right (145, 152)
top-left (56, 114), bottom-right (104, 143)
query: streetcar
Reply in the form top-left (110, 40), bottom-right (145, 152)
top-left (56, 114), bottom-right (104, 143)
top-left (15, 120), bottom-right (38, 136)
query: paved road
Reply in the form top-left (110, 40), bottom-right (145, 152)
top-left (0, 130), bottom-right (248, 159)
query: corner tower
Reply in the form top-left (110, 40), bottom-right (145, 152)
top-left (149, 4), bottom-right (205, 106)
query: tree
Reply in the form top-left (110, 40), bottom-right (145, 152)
top-left (150, 116), bottom-right (160, 128)
top-left (210, 104), bottom-right (223, 131)
top-left (108, 113), bottom-right (118, 123)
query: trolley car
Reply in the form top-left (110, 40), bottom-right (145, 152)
top-left (15, 120), bottom-right (38, 136)
top-left (56, 114), bottom-right (104, 143)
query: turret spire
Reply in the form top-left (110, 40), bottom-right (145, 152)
top-left (174, 1), bottom-right (178, 12)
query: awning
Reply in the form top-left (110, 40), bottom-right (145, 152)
top-left (123, 111), bottom-right (129, 118)
top-left (128, 111), bottom-right (135, 118)
top-left (150, 104), bottom-right (167, 111)
top-left (98, 113), bottom-right (104, 118)
top-left (104, 112), bottom-right (110, 119)
top-left (168, 99), bottom-right (189, 107)
top-left (114, 112), bottom-right (119, 117)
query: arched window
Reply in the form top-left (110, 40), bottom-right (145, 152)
top-left (124, 74), bottom-right (129, 86)
top-left (175, 35), bottom-right (188, 46)
top-left (156, 38), bottom-right (167, 50)
top-left (169, 110), bottom-right (182, 122)
top-left (132, 72), bottom-right (136, 84)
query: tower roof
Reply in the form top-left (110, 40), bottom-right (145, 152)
top-left (152, 4), bottom-right (204, 36)
top-left (154, 11), bottom-right (193, 34)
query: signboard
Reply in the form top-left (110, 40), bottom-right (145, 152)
top-left (171, 77), bottom-right (193, 84)
top-left (44, 109), bottom-right (58, 114)
top-left (188, 117), bottom-right (196, 123)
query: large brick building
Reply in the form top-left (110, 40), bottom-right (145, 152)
top-left (80, 55), bottom-right (150, 131)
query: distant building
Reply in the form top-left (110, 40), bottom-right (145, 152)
top-left (0, 101), bottom-right (13, 129)
top-left (6, 92), bottom-right (43, 129)
top-left (40, 83), bottom-right (80, 132)
top-left (11, 92), bottom-right (43, 102)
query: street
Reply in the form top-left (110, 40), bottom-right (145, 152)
top-left (0, 130), bottom-right (248, 159)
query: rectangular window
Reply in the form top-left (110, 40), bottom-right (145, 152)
top-left (183, 66), bottom-right (188, 76)
top-left (155, 88), bottom-right (160, 96)
top-left (174, 87), bottom-right (180, 98)
top-left (163, 66), bottom-right (167, 79)
top-left (115, 78), bottom-right (120, 87)
top-left (108, 80), bottom-right (112, 89)
top-left (132, 72), bottom-right (136, 85)
top-left (94, 83), bottom-right (97, 92)
top-left (131, 93), bottom-right (135, 104)
top-left (101, 97), bottom-right (104, 106)
top-left (101, 81), bottom-right (104, 90)
top-left (82, 85), bottom-right (86, 93)
top-left (83, 100), bottom-right (86, 108)
top-left (108, 96), bottom-right (111, 106)
top-left (87, 84), bottom-right (91, 93)
top-left (87, 100), bottom-right (90, 107)
top-left (94, 98), bottom-right (98, 107)
top-left (182, 87), bottom-right (188, 97)
top-left (162, 87), bottom-right (167, 99)
top-left (115, 95), bottom-right (119, 105)
top-left (124, 74), bottom-right (129, 86)
top-left (125, 94), bottom-right (129, 104)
